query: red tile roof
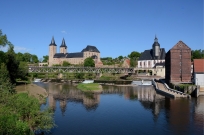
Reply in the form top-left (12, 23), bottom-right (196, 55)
top-left (194, 59), bottom-right (204, 73)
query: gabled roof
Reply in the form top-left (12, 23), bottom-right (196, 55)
top-left (138, 48), bottom-right (166, 60)
top-left (66, 52), bottom-right (83, 58)
top-left (194, 59), bottom-right (204, 73)
top-left (171, 41), bottom-right (191, 50)
top-left (81, 45), bottom-right (100, 53)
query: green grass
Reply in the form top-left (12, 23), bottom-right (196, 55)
top-left (77, 83), bottom-right (101, 91)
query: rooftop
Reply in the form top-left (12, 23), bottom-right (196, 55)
top-left (194, 59), bottom-right (204, 73)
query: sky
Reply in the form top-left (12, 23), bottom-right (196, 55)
top-left (0, 0), bottom-right (203, 59)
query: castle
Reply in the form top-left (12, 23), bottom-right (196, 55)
top-left (48, 37), bottom-right (103, 67)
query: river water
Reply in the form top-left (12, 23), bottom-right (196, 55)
top-left (36, 82), bottom-right (204, 135)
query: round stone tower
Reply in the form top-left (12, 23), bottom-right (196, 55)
top-left (60, 38), bottom-right (67, 54)
top-left (49, 36), bottom-right (57, 66)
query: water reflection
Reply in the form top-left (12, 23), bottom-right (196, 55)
top-left (35, 82), bottom-right (204, 135)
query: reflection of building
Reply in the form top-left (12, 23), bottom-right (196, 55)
top-left (47, 83), bottom-right (100, 112)
top-left (165, 99), bottom-right (190, 135)
top-left (165, 41), bottom-right (191, 84)
top-left (138, 36), bottom-right (166, 68)
top-left (48, 37), bottom-right (103, 67)
top-left (194, 96), bottom-right (204, 134)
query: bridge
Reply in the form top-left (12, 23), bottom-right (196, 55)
top-left (28, 66), bottom-right (134, 73)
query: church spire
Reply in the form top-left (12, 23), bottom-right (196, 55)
top-left (154, 35), bottom-right (158, 42)
top-left (49, 36), bottom-right (57, 46)
top-left (60, 38), bottom-right (67, 48)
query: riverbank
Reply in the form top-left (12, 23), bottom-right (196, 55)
top-left (77, 83), bottom-right (102, 92)
top-left (15, 83), bottom-right (48, 103)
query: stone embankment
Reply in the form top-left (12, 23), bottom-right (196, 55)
top-left (152, 79), bottom-right (189, 98)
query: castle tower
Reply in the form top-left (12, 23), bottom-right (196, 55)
top-left (152, 35), bottom-right (160, 59)
top-left (60, 38), bottom-right (67, 54)
top-left (49, 36), bottom-right (57, 66)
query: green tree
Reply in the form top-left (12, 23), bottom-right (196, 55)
top-left (62, 61), bottom-right (71, 66)
top-left (118, 55), bottom-right (123, 61)
top-left (6, 46), bottom-right (20, 84)
top-left (16, 52), bottom-right (24, 61)
top-left (42, 55), bottom-right (49, 62)
top-left (23, 52), bottom-right (32, 62)
top-left (128, 51), bottom-right (141, 67)
top-left (0, 29), bottom-right (9, 47)
top-left (191, 49), bottom-right (204, 60)
top-left (84, 57), bottom-right (95, 67)
top-left (31, 54), bottom-right (39, 63)
top-left (0, 51), bottom-right (6, 65)
top-left (18, 61), bottom-right (28, 80)
top-left (128, 51), bottom-right (141, 59)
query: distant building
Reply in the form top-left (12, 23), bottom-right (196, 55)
top-left (48, 37), bottom-right (103, 66)
top-left (122, 59), bottom-right (130, 68)
top-left (138, 36), bottom-right (166, 68)
top-left (193, 59), bottom-right (204, 86)
top-left (165, 41), bottom-right (191, 84)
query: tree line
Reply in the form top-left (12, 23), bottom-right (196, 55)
top-left (0, 29), bottom-right (55, 134)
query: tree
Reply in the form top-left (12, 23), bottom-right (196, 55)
top-left (31, 54), bottom-right (39, 63)
top-left (6, 46), bottom-right (20, 84)
top-left (191, 49), bottom-right (204, 60)
top-left (0, 51), bottom-right (6, 65)
top-left (128, 51), bottom-right (141, 67)
top-left (42, 55), bottom-right (49, 62)
top-left (118, 55), bottom-right (123, 61)
top-left (23, 52), bottom-right (32, 62)
top-left (128, 51), bottom-right (141, 59)
top-left (0, 29), bottom-right (9, 47)
top-left (62, 61), bottom-right (71, 66)
top-left (84, 57), bottom-right (95, 67)
top-left (16, 52), bottom-right (24, 61)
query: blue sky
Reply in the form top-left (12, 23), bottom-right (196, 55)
top-left (0, 0), bottom-right (203, 59)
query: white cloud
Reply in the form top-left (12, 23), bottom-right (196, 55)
top-left (0, 46), bottom-right (30, 52)
top-left (14, 46), bottom-right (30, 52)
top-left (61, 30), bottom-right (67, 34)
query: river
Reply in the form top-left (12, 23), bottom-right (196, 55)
top-left (35, 82), bottom-right (204, 135)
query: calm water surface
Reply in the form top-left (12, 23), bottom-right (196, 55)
top-left (36, 82), bottom-right (204, 135)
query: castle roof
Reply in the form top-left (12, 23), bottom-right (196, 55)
top-left (49, 36), bottom-right (57, 46)
top-left (138, 48), bottom-right (166, 60)
top-left (60, 38), bottom-right (67, 48)
top-left (66, 52), bottom-right (83, 58)
top-left (81, 45), bottom-right (100, 53)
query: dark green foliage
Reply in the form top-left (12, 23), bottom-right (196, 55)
top-left (0, 51), bottom-right (6, 65)
top-left (75, 73), bottom-right (85, 79)
top-left (6, 46), bottom-right (20, 84)
top-left (43, 55), bottom-right (49, 62)
top-left (0, 29), bottom-right (9, 47)
top-left (62, 61), bottom-right (71, 66)
top-left (191, 49), bottom-right (204, 60)
top-left (84, 57), bottom-right (95, 67)
top-left (128, 51), bottom-right (141, 59)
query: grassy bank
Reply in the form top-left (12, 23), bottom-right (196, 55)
top-left (77, 83), bottom-right (101, 91)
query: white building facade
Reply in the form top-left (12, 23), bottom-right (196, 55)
top-left (138, 36), bottom-right (166, 68)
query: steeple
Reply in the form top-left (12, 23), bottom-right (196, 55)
top-left (152, 35), bottom-right (160, 58)
top-left (60, 38), bottom-right (67, 49)
top-left (49, 36), bottom-right (57, 46)
top-left (154, 35), bottom-right (158, 42)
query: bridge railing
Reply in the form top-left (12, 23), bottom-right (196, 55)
top-left (28, 66), bottom-right (134, 73)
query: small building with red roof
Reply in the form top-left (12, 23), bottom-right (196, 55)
top-left (193, 59), bottom-right (204, 86)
